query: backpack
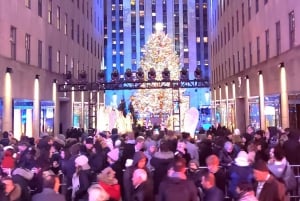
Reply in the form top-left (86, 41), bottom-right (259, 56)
top-left (277, 163), bottom-right (297, 193)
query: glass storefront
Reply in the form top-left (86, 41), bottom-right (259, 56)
top-left (13, 99), bottom-right (33, 140)
top-left (216, 100), bottom-right (227, 126)
top-left (227, 99), bottom-right (236, 131)
top-left (73, 102), bottom-right (89, 130)
top-left (249, 97), bottom-right (260, 130)
top-left (40, 101), bottom-right (54, 135)
top-left (264, 95), bottom-right (280, 128)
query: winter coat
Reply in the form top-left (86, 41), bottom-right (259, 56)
top-left (219, 149), bottom-right (236, 167)
top-left (123, 151), bottom-right (152, 201)
top-left (228, 164), bottom-right (254, 199)
top-left (74, 169), bottom-right (92, 201)
top-left (32, 188), bottom-right (65, 201)
top-left (1, 150), bottom-right (15, 169)
top-left (238, 191), bottom-right (258, 201)
top-left (133, 181), bottom-right (154, 201)
top-left (158, 173), bottom-right (198, 201)
top-left (203, 186), bottom-right (224, 201)
top-left (98, 167), bottom-right (121, 201)
top-left (255, 175), bottom-right (287, 201)
top-left (150, 151), bottom-right (174, 194)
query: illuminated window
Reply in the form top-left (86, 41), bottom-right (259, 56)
top-left (25, 0), bottom-right (31, 9)
top-left (48, 0), bottom-right (52, 24)
top-left (25, 33), bottom-right (31, 64)
top-left (56, 6), bottom-right (61, 30)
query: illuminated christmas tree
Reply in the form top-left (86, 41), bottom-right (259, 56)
top-left (131, 23), bottom-right (180, 123)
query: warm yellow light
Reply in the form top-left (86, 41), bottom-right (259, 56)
top-left (155, 22), bottom-right (163, 32)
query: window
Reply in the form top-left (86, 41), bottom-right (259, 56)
top-left (48, 0), bottom-right (52, 24)
top-left (243, 46), bottom-right (246, 69)
top-left (38, 40), bottom-right (42, 68)
top-left (25, 34), bottom-right (31, 64)
top-left (10, 26), bottom-right (16, 60)
top-left (227, 22), bottom-right (230, 41)
top-left (257, 36), bottom-right (260, 63)
top-left (236, 11), bottom-right (239, 32)
top-left (38, 0), bottom-right (42, 17)
top-left (77, 24), bottom-right (80, 44)
top-left (248, 0), bottom-right (251, 20)
top-left (77, 0), bottom-right (79, 9)
top-left (265, 29), bottom-right (269, 59)
top-left (224, 27), bottom-right (226, 45)
top-left (255, 0), bottom-right (259, 13)
top-left (289, 10), bottom-right (295, 48)
top-left (232, 16), bottom-right (234, 37)
top-left (56, 6), bottom-right (61, 30)
top-left (64, 54), bottom-right (68, 73)
top-left (232, 54), bottom-right (236, 74)
top-left (264, 0), bottom-right (268, 4)
top-left (64, 13), bottom-right (68, 35)
top-left (82, 29), bottom-right (85, 47)
top-left (57, 50), bottom-right (61, 73)
top-left (25, 0), bottom-right (31, 8)
top-left (249, 42), bottom-right (252, 67)
top-left (237, 51), bottom-right (240, 72)
top-left (71, 19), bottom-right (74, 40)
top-left (242, 3), bottom-right (245, 26)
top-left (87, 33), bottom-right (89, 50)
top-left (276, 21), bottom-right (281, 56)
top-left (48, 46), bottom-right (52, 71)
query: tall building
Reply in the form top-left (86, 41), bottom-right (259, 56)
top-left (209, 0), bottom-right (300, 131)
top-left (104, 0), bottom-right (210, 128)
top-left (0, 0), bottom-right (104, 138)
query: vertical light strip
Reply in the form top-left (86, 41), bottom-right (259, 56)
top-left (259, 71), bottom-right (265, 130)
top-left (232, 81), bottom-right (236, 100)
top-left (280, 64), bottom-right (289, 128)
top-left (225, 84), bottom-right (229, 127)
top-left (71, 87), bottom-right (75, 127)
top-left (4, 72), bottom-right (12, 133)
top-left (245, 76), bottom-right (250, 126)
top-left (213, 88), bottom-right (217, 124)
top-left (33, 76), bottom-right (40, 138)
top-left (81, 91), bottom-right (84, 129)
top-left (52, 80), bottom-right (57, 134)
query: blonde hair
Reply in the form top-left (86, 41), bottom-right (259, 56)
top-left (88, 184), bottom-right (109, 201)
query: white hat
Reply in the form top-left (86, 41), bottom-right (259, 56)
top-left (75, 155), bottom-right (90, 170)
top-left (234, 151), bottom-right (249, 167)
top-left (107, 148), bottom-right (119, 162)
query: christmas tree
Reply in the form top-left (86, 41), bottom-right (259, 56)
top-left (131, 24), bottom-right (180, 121)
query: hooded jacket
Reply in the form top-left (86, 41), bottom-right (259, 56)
top-left (123, 151), bottom-right (152, 201)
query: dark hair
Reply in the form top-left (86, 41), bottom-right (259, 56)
top-left (237, 182), bottom-right (254, 192)
top-left (43, 175), bottom-right (56, 188)
top-left (2, 131), bottom-right (9, 138)
top-left (159, 140), bottom-right (170, 152)
top-left (273, 145), bottom-right (285, 161)
top-left (173, 157), bottom-right (186, 172)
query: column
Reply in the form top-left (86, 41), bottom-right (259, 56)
top-left (280, 63), bottom-right (289, 128)
top-left (3, 69), bottom-right (12, 132)
top-left (258, 71), bottom-right (265, 130)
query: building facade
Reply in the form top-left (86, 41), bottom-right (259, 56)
top-left (0, 0), bottom-right (104, 139)
top-left (103, 0), bottom-right (210, 128)
top-left (209, 0), bottom-right (300, 131)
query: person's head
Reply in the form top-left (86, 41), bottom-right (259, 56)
top-left (173, 157), bottom-right (187, 173)
top-left (1, 176), bottom-right (15, 194)
top-left (236, 182), bottom-right (254, 195)
top-left (2, 131), bottom-right (9, 139)
top-left (132, 168), bottom-right (148, 187)
top-left (181, 132), bottom-right (190, 140)
top-left (189, 160), bottom-right (199, 172)
top-left (135, 136), bottom-right (145, 151)
top-left (253, 160), bottom-right (269, 182)
top-left (201, 170), bottom-right (216, 189)
top-left (88, 184), bottom-right (109, 201)
top-left (273, 145), bottom-right (285, 161)
top-left (247, 125), bottom-right (254, 134)
top-left (75, 155), bottom-right (90, 170)
top-left (206, 154), bottom-right (220, 173)
top-left (177, 140), bottom-right (186, 152)
top-left (254, 130), bottom-right (264, 140)
top-left (17, 141), bottom-right (30, 152)
top-left (224, 141), bottom-right (233, 153)
top-left (159, 140), bottom-right (170, 152)
top-left (42, 170), bottom-right (56, 189)
top-left (85, 137), bottom-right (94, 150)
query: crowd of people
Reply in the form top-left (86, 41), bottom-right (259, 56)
top-left (0, 124), bottom-right (299, 201)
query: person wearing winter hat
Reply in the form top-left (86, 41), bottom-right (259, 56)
top-left (97, 167), bottom-right (121, 201)
top-left (253, 159), bottom-right (286, 201)
top-left (88, 184), bottom-right (109, 201)
top-left (227, 151), bottom-right (254, 199)
top-left (107, 148), bottom-right (120, 163)
top-left (187, 159), bottom-right (202, 188)
top-left (73, 155), bottom-right (92, 201)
